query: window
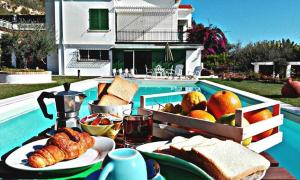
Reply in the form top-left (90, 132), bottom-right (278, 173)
top-left (89, 9), bottom-right (109, 30)
top-left (79, 50), bottom-right (109, 62)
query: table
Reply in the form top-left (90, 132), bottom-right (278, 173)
top-left (0, 128), bottom-right (296, 179)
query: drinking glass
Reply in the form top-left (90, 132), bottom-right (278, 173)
top-left (123, 109), bottom-right (153, 148)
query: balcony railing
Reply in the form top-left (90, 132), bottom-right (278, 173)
top-left (116, 30), bottom-right (189, 42)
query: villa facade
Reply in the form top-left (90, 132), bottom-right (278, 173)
top-left (46, 0), bottom-right (203, 76)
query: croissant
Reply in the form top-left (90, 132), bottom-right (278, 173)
top-left (28, 128), bottom-right (95, 168)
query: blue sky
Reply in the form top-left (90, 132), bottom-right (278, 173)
top-left (182, 0), bottom-right (300, 45)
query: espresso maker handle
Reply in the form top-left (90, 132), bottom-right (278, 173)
top-left (37, 92), bottom-right (55, 119)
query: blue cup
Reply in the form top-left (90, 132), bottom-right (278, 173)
top-left (98, 148), bottom-right (147, 180)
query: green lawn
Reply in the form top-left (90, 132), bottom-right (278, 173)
top-left (0, 76), bottom-right (95, 100)
top-left (206, 79), bottom-right (300, 107)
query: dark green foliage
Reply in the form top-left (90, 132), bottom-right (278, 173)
top-left (0, 24), bottom-right (56, 69)
top-left (232, 39), bottom-right (300, 77)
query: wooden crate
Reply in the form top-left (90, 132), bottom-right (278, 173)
top-left (139, 91), bottom-right (283, 153)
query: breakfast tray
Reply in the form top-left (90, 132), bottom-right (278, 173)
top-left (138, 91), bottom-right (283, 153)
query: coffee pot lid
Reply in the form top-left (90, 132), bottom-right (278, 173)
top-left (56, 83), bottom-right (84, 96)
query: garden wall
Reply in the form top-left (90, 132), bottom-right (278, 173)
top-left (0, 71), bottom-right (52, 84)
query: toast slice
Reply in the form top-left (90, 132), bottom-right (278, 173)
top-left (107, 76), bottom-right (138, 102)
top-left (191, 140), bottom-right (270, 180)
top-left (98, 95), bottom-right (128, 106)
top-left (97, 83), bottom-right (110, 100)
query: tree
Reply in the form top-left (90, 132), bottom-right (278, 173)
top-left (0, 33), bottom-right (18, 67)
top-left (11, 24), bottom-right (56, 69)
top-left (231, 39), bottom-right (300, 77)
top-left (187, 23), bottom-right (228, 58)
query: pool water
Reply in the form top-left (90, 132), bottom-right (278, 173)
top-left (0, 82), bottom-right (299, 178)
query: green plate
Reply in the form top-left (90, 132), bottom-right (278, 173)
top-left (137, 141), bottom-right (213, 180)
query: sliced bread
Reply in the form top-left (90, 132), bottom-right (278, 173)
top-left (98, 95), bottom-right (128, 106)
top-left (156, 136), bottom-right (187, 153)
top-left (107, 76), bottom-right (138, 102)
top-left (169, 136), bottom-right (208, 158)
top-left (181, 138), bottom-right (220, 152)
top-left (191, 140), bottom-right (270, 180)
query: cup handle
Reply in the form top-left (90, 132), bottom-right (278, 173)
top-left (98, 162), bottom-right (114, 180)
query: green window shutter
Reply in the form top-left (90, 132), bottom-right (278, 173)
top-left (89, 9), bottom-right (109, 30)
top-left (100, 9), bottom-right (109, 30)
top-left (89, 9), bottom-right (100, 30)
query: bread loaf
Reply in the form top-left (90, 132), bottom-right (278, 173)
top-left (98, 95), bottom-right (128, 106)
top-left (156, 136), bottom-right (270, 180)
top-left (107, 76), bottom-right (138, 102)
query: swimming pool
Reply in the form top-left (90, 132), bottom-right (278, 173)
top-left (0, 81), bottom-right (299, 178)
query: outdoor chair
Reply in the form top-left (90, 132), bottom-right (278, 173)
top-left (193, 66), bottom-right (202, 78)
top-left (124, 68), bottom-right (129, 78)
top-left (112, 68), bottom-right (117, 76)
top-left (153, 65), bottom-right (165, 78)
top-left (118, 68), bottom-right (123, 76)
top-left (174, 64), bottom-right (184, 79)
top-left (145, 65), bottom-right (153, 78)
top-left (165, 65), bottom-right (175, 78)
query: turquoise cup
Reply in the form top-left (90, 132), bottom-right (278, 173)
top-left (98, 148), bottom-right (147, 180)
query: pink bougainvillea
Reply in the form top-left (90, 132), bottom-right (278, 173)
top-left (187, 24), bottom-right (228, 58)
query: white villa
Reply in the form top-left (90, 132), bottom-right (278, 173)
top-left (45, 0), bottom-right (203, 76)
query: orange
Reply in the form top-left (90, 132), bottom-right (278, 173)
top-left (244, 108), bottom-right (273, 141)
top-left (181, 91), bottom-right (207, 114)
top-left (207, 91), bottom-right (242, 120)
top-left (188, 110), bottom-right (216, 123)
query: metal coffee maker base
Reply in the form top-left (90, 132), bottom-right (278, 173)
top-left (54, 117), bottom-right (80, 131)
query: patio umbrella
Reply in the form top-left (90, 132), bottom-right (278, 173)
top-left (165, 42), bottom-right (174, 62)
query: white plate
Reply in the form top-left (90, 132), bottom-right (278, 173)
top-left (5, 136), bottom-right (115, 172)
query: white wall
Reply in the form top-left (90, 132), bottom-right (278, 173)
top-left (116, 0), bottom-right (176, 8)
top-left (178, 9), bottom-right (193, 28)
top-left (60, 0), bottom-right (115, 45)
top-left (185, 48), bottom-right (202, 75)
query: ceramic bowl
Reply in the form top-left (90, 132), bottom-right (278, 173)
top-left (88, 100), bottom-right (133, 118)
top-left (80, 114), bottom-right (123, 139)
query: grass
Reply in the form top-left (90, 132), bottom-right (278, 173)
top-left (0, 76), bottom-right (95, 100)
top-left (206, 79), bottom-right (300, 107)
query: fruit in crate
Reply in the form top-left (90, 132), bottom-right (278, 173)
top-left (162, 103), bottom-right (174, 113)
top-left (181, 91), bottom-right (207, 113)
top-left (244, 108), bottom-right (273, 141)
top-left (188, 110), bottom-right (216, 123)
top-left (207, 91), bottom-right (242, 120)
top-left (173, 104), bottom-right (183, 114)
top-left (218, 113), bottom-right (252, 146)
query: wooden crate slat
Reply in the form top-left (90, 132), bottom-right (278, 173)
top-left (142, 91), bottom-right (189, 99)
top-left (248, 132), bottom-right (283, 153)
top-left (149, 109), bottom-right (243, 141)
top-left (238, 101), bottom-right (280, 113)
top-left (242, 115), bottom-right (283, 139)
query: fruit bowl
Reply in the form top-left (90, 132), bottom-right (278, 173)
top-left (80, 113), bottom-right (123, 139)
top-left (88, 100), bottom-right (132, 118)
